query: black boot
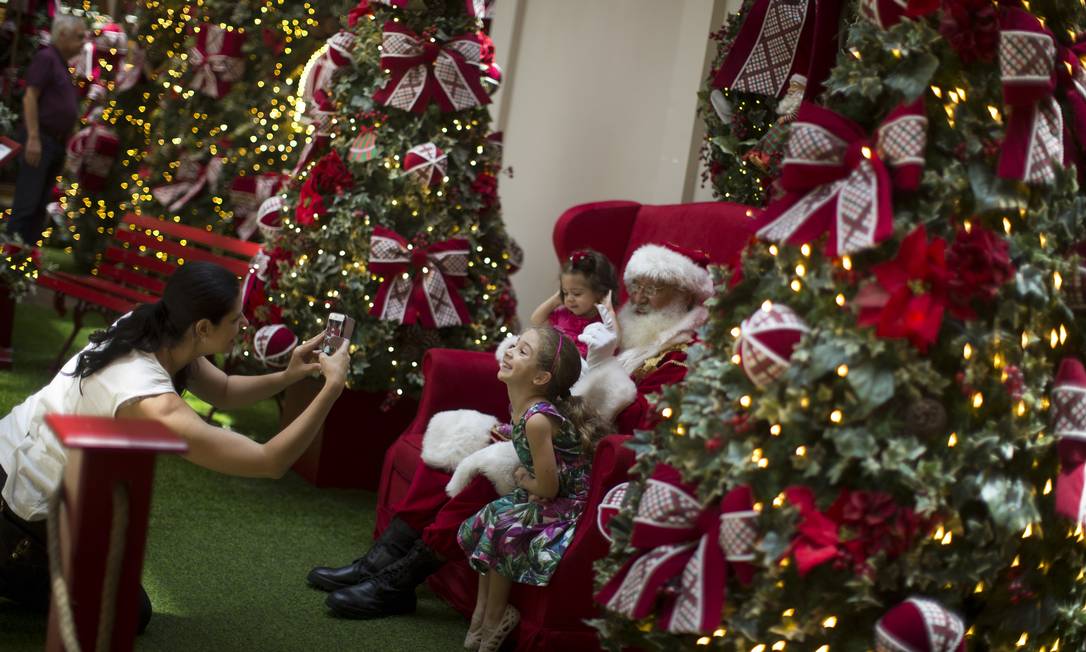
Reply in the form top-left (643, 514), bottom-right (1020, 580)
top-left (307, 518), bottom-right (419, 592)
top-left (325, 539), bottom-right (444, 619)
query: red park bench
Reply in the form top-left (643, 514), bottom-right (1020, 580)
top-left (36, 213), bottom-right (261, 369)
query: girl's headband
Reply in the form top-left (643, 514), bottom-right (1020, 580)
top-left (550, 333), bottom-right (564, 376)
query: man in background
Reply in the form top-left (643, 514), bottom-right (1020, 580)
top-left (7, 15), bottom-right (84, 244)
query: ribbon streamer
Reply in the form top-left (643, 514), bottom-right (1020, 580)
top-left (151, 156), bottom-right (224, 212)
top-left (65, 124), bottom-right (119, 192)
top-left (372, 21), bottom-right (490, 113)
top-left (595, 466), bottom-right (756, 635)
top-left (231, 173), bottom-right (285, 240)
top-left (368, 227), bottom-right (472, 328)
top-left (753, 100), bottom-right (927, 256)
top-left (188, 23), bottom-right (246, 99)
top-left (1052, 358), bottom-right (1086, 526)
top-left (997, 6), bottom-right (1062, 185)
top-left (712, 0), bottom-right (814, 98)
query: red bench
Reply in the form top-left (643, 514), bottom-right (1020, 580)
top-left (37, 213), bottom-right (261, 368)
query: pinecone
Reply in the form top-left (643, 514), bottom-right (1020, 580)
top-left (903, 397), bottom-right (948, 439)
top-left (399, 325), bottom-right (444, 361)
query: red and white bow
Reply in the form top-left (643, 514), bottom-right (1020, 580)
top-left (188, 24), bottom-right (246, 99)
top-left (1056, 38), bottom-right (1086, 180)
top-left (65, 123), bottom-right (119, 192)
top-left (753, 100), bottom-right (927, 256)
top-left (231, 173), bottom-right (285, 240)
top-left (712, 0), bottom-right (814, 98)
top-left (595, 466), bottom-right (757, 635)
top-left (466, 0), bottom-right (494, 19)
top-left (369, 227), bottom-right (472, 328)
top-left (997, 6), bottom-right (1062, 185)
top-left (372, 22), bottom-right (490, 113)
top-left (859, 0), bottom-right (909, 30)
top-left (151, 155), bottom-right (224, 212)
top-left (302, 30), bottom-right (357, 133)
top-left (1051, 358), bottom-right (1086, 526)
top-left (115, 41), bottom-right (146, 93)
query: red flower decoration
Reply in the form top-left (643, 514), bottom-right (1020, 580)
top-left (787, 486), bottom-right (923, 578)
top-left (261, 28), bottom-right (285, 55)
top-left (940, 0), bottom-right (999, 64)
top-left (857, 225), bottom-right (950, 353)
top-left (906, 0), bottom-right (940, 17)
top-left (348, 0), bottom-right (373, 27)
top-left (471, 171), bottom-right (498, 209)
top-left (295, 184), bottom-right (325, 226)
top-left (946, 224), bottom-right (1014, 317)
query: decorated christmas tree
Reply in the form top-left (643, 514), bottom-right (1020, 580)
top-left (57, 1), bottom-right (324, 269)
top-left (246, 0), bottom-right (516, 399)
top-left (139, 0), bottom-right (323, 238)
top-left (593, 0), bottom-right (1086, 650)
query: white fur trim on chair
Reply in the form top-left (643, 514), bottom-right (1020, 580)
top-left (572, 357), bottom-right (637, 425)
top-left (420, 409), bottom-right (499, 472)
top-left (446, 440), bottom-right (519, 496)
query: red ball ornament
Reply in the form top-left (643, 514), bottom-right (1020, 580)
top-left (595, 482), bottom-right (628, 543)
top-left (736, 303), bottom-right (809, 387)
top-left (402, 142), bottom-right (447, 187)
top-left (253, 324), bottom-right (298, 368)
top-left (875, 598), bottom-right (965, 652)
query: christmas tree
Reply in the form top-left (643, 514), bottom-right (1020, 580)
top-left (247, 0), bottom-right (517, 399)
top-left (593, 0), bottom-right (1086, 650)
top-left (57, 0), bottom-right (324, 269)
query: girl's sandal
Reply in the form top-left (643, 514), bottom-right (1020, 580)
top-left (464, 610), bottom-right (485, 650)
top-left (479, 605), bottom-right (520, 652)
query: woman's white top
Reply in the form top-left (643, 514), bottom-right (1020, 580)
top-left (0, 345), bottom-right (176, 521)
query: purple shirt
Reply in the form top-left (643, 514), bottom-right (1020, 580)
top-left (24, 45), bottom-right (78, 137)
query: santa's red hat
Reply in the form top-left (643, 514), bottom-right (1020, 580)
top-left (623, 242), bottom-right (713, 302)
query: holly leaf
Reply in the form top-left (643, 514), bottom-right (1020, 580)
top-left (979, 475), bottom-right (1038, 532)
top-left (848, 363), bottom-right (895, 412)
top-left (884, 52), bottom-right (939, 101)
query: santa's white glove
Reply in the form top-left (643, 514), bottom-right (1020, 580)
top-left (579, 295), bottom-right (618, 368)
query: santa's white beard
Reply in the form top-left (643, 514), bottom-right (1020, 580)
top-left (618, 302), bottom-right (688, 351)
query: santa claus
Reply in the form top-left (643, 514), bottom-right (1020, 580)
top-left (307, 242), bottom-right (714, 619)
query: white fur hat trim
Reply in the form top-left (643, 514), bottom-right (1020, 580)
top-left (623, 243), bottom-right (713, 301)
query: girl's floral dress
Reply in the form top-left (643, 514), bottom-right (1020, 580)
top-left (457, 401), bottom-right (590, 586)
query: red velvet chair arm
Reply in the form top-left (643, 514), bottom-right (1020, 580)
top-left (405, 348), bottom-right (509, 436)
top-left (552, 201), bottom-right (641, 269)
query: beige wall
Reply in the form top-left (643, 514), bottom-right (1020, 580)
top-left (490, 0), bottom-right (734, 325)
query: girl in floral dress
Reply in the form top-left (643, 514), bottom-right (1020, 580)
top-left (458, 327), bottom-right (609, 651)
top-left (529, 249), bottom-right (618, 359)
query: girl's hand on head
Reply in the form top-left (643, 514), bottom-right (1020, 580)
top-left (286, 332), bottom-right (324, 382)
top-left (319, 338), bottom-right (350, 390)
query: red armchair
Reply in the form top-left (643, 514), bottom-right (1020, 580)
top-left (374, 200), bottom-right (755, 651)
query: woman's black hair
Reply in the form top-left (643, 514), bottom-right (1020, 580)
top-left (69, 261), bottom-right (240, 392)
top-left (560, 249), bottom-right (618, 301)
top-left (532, 326), bottom-right (610, 456)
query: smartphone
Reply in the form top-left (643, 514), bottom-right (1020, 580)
top-left (323, 312), bottom-right (355, 355)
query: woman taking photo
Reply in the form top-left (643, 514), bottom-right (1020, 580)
top-left (0, 261), bottom-right (349, 630)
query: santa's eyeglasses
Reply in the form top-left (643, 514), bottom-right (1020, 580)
top-left (627, 281), bottom-right (665, 299)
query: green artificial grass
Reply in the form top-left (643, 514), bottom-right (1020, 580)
top-left (0, 299), bottom-right (466, 651)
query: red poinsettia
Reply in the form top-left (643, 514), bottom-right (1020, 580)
top-left (857, 225), bottom-right (949, 353)
top-left (906, 0), bottom-right (940, 17)
top-left (940, 0), bottom-right (999, 64)
top-left (946, 223), bottom-right (1014, 317)
top-left (348, 0), bottom-right (373, 27)
top-left (294, 150), bottom-right (354, 226)
top-left (471, 171), bottom-right (498, 209)
top-left (786, 486), bottom-right (924, 578)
